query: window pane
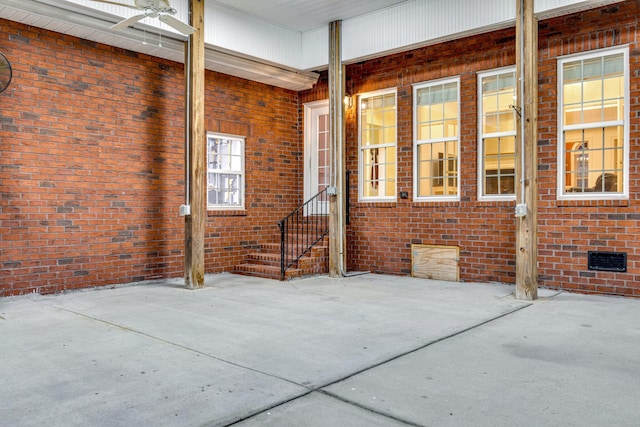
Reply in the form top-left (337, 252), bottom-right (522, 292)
top-left (360, 92), bottom-right (397, 199)
top-left (563, 126), bottom-right (623, 193)
top-left (430, 103), bottom-right (444, 121)
top-left (497, 112), bottom-right (515, 133)
top-left (372, 127), bottom-right (383, 145)
top-left (484, 136), bottom-right (515, 195)
top-left (497, 91), bottom-right (513, 112)
top-left (583, 79), bottom-right (602, 103)
top-left (443, 100), bottom-right (457, 121)
top-left (207, 135), bottom-right (244, 208)
top-left (417, 143), bottom-right (436, 197)
top-left (562, 53), bottom-right (624, 127)
top-left (485, 137), bottom-right (499, 155)
top-left (417, 105), bottom-right (429, 127)
top-left (582, 57), bottom-right (602, 79)
top-left (561, 51), bottom-right (626, 196)
top-left (479, 70), bottom-right (517, 197)
top-left (564, 82), bottom-right (582, 105)
top-left (384, 127), bottom-right (395, 144)
top-left (415, 80), bottom-right (459, 198)
top-left (482, 75), bottom-right (498, 92)
top-left (603, 77), bottom-right (623, 99)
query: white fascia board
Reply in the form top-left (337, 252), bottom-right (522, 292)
top-left (204, 1), bottom-right (302, 70)
top-left (301, 27), bottom-right (329, 72)
top-left (300, 0), bottom-right (625, 71)
top-left (13, 0), bottom-right (304, 70)
top-left (0, 0), bottom-right (318, 90)
top-left (535, 0), bottom-right (623, 17)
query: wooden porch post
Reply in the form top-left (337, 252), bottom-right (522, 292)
top-left (328, 20), bottom-right (346, 277)
top-left (184, 0), bottom-right (205, 289)
top-left (515, 0), bottom-right (538, 300)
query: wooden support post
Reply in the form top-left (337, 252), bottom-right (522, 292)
top-left (515, 0), bottom-right (538, 300)
top-left (184, 0), bottom-right (205, 289)
top-left (328, 21), bottom-right (346, 277)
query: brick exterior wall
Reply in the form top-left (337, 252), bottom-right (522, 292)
top-left (301, 0), bottom-right (640, 297)
top-left (3, 1), bottom-right (640, 297)
top-left (342, 30), bottom-right (519, 285)
top-left (0, 19), bottom-right (301, 296)
top-left (536, 2), bottom-right (640, 296)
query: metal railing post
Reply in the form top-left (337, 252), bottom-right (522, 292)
top-left (277, 187), bottom-right (330, 279)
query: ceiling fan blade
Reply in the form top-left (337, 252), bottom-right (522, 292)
top-left (111, 13), bottom-right (147, 30)
top-left (90, 0), bottom-right (142, 11)
top-left (158, 14), bottom-right (196, 35)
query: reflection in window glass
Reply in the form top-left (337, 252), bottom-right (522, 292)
top-left (207, 135), bottom-right (244, 208)
top-left (560, 50), bottom-right (625, 195)
top-left (359, 91), bottom-right (397, 199)
top-left (478, 68), bottom-right (516, 197)
top-left (414, 79), bottom-right (459, 199)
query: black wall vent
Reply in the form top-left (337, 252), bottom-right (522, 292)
top-left (588, 251), bottom-right (627, 272)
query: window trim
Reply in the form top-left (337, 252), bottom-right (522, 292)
top-left (412, 76), bottom-right (461, 202)
top-left (477, 66), bottom-right (517, 202)
top-left (206, 132), bottom-right (245, 211)
top-left (358, 88), bottom-right (398, 202)
top-left (556, 46), bottom-right (629, 201)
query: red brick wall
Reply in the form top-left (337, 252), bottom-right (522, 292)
top-left (0, 19), bottom-right (301, 296)
top-left (4, 1), bottom-right (640, 297)
top-left (343, 33), bottom-right (519, 284)
top-left (203, 75), bottom-right (302, 273)
top-left (301, 0), bottom-right (640, 296)
top-left (536, 2), bottom-right (640, 296)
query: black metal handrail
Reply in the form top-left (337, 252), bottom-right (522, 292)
top-left (278, 187), bottom-right (329, 280)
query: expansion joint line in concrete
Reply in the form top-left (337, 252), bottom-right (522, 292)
top-left (225, 302), bottom-right (534, 427)
top-left (51, 305), bottom-right (306, 389)
top-left (54, 301), bottom-right (535, 427)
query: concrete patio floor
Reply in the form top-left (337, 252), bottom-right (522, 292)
top-left (1, 273), bottom-right (639, 426)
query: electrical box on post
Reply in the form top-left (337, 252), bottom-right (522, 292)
top-left (179, 204), bottom-right (191, 216)
top-left (515, 204), bottom-right (527, 217)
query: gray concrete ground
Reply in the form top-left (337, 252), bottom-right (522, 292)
top-left (1, 273), bottom-right (639, 427)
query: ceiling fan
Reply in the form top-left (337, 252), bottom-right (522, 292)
top-left (92, 0), bottom-right (196, 35)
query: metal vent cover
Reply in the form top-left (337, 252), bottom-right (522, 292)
top-left (588, 251), bottom-right (627, 272)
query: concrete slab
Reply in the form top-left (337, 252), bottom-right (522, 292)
top-left (233, 391), bottom-right (408, 426)
top-left (323, 292), bottom-right (640, 427)
top-left (0, 296), bottom-right (307, 427)
top-left (2, 273), bottom-right (637, 426)
top-left (30, 274), bottom-right (529, 387)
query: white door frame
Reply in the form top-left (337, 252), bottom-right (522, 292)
top-left (303, 100), bottom-right (330, 214)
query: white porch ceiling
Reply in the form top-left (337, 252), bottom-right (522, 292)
top-left (211, 0), bottom-right (409, 32)
top-left (0, 0), bottom-right (626, 90)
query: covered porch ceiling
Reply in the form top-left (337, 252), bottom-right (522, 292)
top-left (0, 0), bottom-right (624, 90)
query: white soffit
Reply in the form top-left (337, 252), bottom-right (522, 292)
top-left (0, 0), bottom-right (318, 90)
top-left (210, 0), bottom-right (409, 32)
top-left (0, 0), bottom-right (627, 87)
top-left (300, 0), bottom-right (626, 71)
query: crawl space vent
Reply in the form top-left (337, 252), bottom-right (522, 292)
top-left (411, 244), bottom-right (459, 282)
top-left (587, 251), bottom-right (627, 272)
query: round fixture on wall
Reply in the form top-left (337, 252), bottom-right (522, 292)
top-left (0, 52), bottom-right (12, 94)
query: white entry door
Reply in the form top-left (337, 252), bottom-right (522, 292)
top-left (304, 100), bottom-right (330, 215)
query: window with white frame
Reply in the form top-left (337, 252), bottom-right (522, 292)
top-left (414, 78), bottom-right (459, 200)
top-left (478, 68), bottom-right (516, 199)
top-left (359, 89), bottom-right (397, 200)
top-left (559, 47), bottom-right (628, 198)
top-left (207, 134), bottom-right (244, 209)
